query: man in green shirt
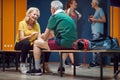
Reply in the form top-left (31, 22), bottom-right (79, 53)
top-left (27, 0), bottom-right (77, 75)
top-left (47, 9), bottom-right (77, 48)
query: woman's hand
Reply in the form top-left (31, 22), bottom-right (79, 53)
top-left (31, 32), bottom-right (39, 37)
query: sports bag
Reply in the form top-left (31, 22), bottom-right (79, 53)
top-left (90, 36), bottom-right (119, 50)
top-left (72, 36), bottom-right (119, 50)
top-left (72, 39), bottom-right (90, 50)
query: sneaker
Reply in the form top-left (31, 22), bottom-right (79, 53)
top-left (71, 65), bottom-right (74, 68)
top-left (20, 63), bottom-right (28, 74)
top-left (89, 62), bottom-right (100, 67)
top-left (26, 69), bottom-right (42, 76)
top-left (57, 67), bottom-right (65, 73)
top-left (70, 64), bottom-right (80, 69)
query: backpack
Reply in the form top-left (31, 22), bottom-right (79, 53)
top-left (90, 36), bottom-right (119, 50)
top-left (72, 39), bottom-right (90, 50)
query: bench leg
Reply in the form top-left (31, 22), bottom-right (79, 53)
top-left (42, 52), bottom-right (45, 73)
top-left (113, 54), bottom-right (119, 80)
top-left (73, 52), bottom-right (76, 76)
top-left (113, 54), bottom-right (119, 74)
top-left (2, 52), bottom-right (5, 71)
top-left (15, 53), bottom-right (19, 71)
top-left (28, 52), bottom-right (35, 70)
top-left (100, 53), bottom-right (103, 80)
top-left (29, 53), bottom-right (32, 70)
top-left (60, 52), bottom-right (76, 77)
top-left (60, 52), bottom-right (63, 77)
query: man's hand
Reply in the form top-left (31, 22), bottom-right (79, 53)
top-left (41, 33), bottom-right (46, 40)
top-left (30, 32), bottom-right (39, 38)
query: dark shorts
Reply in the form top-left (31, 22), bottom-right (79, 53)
top-left (48, 39), bottom-right (73, 50)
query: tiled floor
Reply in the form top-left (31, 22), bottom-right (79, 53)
top-left (0, 63), bottom-right (120, 80)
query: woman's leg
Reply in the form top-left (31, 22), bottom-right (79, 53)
top-left (68, 53), bottom-right (74, 65)
top-left (62, 53), bottom-right (69, 66)
top-left (21, 40), bottom-right (31, 63)
top-left (15, 40), bottom-right (31, 73)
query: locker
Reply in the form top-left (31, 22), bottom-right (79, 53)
top-left (0, 0), bottom-right (26, 50)
top-left (110, 6), bottom-right (120, 45)
top-left (0, 0), bottom-right (2, 49)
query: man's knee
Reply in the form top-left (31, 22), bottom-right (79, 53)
top-left (34, 39), bottom-right (49, 49)
top-left (34, 39), bottom-right (45, 45)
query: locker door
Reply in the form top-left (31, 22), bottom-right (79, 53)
top-left (0, 0), bottom-right (2, 50)
top-left (1, 0), bottom-right (26, 50)
top-left (15, 0), bottom-right (26, 40)
top-left (110, 6), bottom-right (120, 45)
top-left (2, 0), bottom-right (15, 50)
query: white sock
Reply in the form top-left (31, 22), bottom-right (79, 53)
top-left (62, 60), bottom-right (65, 67)
top-left (35, 59), bottom-right (41, 70)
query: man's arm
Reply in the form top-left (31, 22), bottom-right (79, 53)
top-left (41, 28), bottom-right (52, 41)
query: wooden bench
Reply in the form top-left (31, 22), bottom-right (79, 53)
top-left (0, 50), bottom-right (21, 71)
top-left (0, 49), bottom-right (120, 80)
top-left (0, 50), bottom-right (34, 71)
top-left (40, 49), bottom-right (120, 80)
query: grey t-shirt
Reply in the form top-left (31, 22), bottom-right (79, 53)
top-left (91, 8), bottom-right (105, 34)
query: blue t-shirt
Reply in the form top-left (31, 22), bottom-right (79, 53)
top-left (91, 8), bottom-right (105, 34)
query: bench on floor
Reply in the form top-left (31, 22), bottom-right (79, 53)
top-left (42, 49), bottom-right (120, 80)
top-left (0, 49), bottom-right (120, 80)
top-left (0, 50), bottom-right (33, 71)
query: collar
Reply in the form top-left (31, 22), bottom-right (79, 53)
top-left (54, 9), bottom-right (65, 14)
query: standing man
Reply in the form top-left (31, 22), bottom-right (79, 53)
top-left (89, 0), bottom-right (106, 67)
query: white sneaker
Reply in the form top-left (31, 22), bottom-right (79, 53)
top-left (20, 63), bottom-right (28, 74)
top-left (71, 65), bottom-right (79, 69)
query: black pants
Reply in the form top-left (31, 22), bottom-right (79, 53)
top-left (15, 40), bottom-right (33, 63)
top-left (41, 52), bottom-right (51, 63)
top-left (15, 40), bottom-right (50, 63)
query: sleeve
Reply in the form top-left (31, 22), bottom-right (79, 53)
top-left (36, 22), bottom-right (41, 33)
top-left (47, 15), bottom-right (57, 30)
top-left (18, 21), bottom-right (24, 31)
top-left (100, 8), bottom-right (105, 17)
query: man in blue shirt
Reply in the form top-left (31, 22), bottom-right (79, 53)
top-left (89, 0), bottom-right (106, 67)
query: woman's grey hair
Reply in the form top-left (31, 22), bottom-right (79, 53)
top-left (93, 0), bottom-right (99, 5)
top-left (51, 0), bottom-right (63, 10)
top-left (25, 7), bottom-right (40, 21)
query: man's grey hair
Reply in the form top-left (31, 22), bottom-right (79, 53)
top-left (51, 0), bottom-right (63, 10)
top-left (93, 0), bottom-right (99, 5)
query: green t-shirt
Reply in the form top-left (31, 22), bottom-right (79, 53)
top-left (47, 12), bottom-right (77, 48)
